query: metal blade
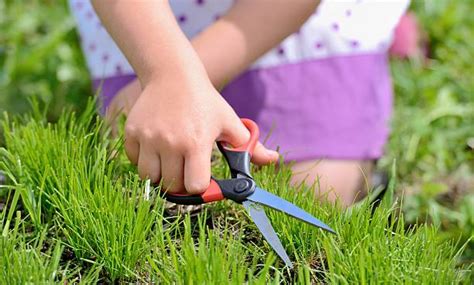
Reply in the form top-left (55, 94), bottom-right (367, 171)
top-left (247, 187), bottom-right (336, 234)
top-left (243, 200), bottom-right (293, 268)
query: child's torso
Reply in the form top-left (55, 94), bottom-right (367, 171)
top-left (70, 0), bottom-right (409, 79)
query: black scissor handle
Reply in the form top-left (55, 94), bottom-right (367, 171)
top-left (164, 177), bottom-right (256, 205)
top-left (217, 118), bottom-right (259, 179)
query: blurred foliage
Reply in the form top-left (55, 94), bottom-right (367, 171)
top-left (382, 0), bottom-right (474, 263)
top-left (0, 0), bottom-right (91, 121)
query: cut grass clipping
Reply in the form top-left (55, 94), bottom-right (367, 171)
top-left (0, 101), bottom-right (471, 283)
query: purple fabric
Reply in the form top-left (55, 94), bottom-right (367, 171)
top-left (93, 52), bottom-right (392, 162)
top-left (221, 53), bottom-right (393, 161)
top-left (93, 74), bottom-right (137, 113)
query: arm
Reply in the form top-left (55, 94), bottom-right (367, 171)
top-left (91, 0), bottom-right (204, 86)
top-left (194, 0), bottom-right (319, 88)
top-left (107, 0), bottom-right (318, 94)
top-left (92, 0), bottom-right (279, 194)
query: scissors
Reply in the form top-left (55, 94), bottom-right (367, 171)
top-left (164, 119), bottom-right (335, 268)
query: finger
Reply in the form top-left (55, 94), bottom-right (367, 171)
top-left (184, 145), bottom-right (212, 194)
top-left (251, 142), bottom-right (280, 166)
top-left (124, 135), bottom-right (139, 165)
top-left (137, 144), bottom-right (161, 183)
top-left (161, 154), bottom-right (185, 194)
top-left (219, 115), bottom-right (251, 148)
top-left (221, 117), bottom-right (279, 166)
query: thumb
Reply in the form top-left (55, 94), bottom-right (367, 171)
top-left (251, 141), bottom-right (280, 166)
top-left (220, 116), bottom-right (279, 166)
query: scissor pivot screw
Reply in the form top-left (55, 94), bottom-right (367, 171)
top-left (234, 180), bottom-right (250, 193)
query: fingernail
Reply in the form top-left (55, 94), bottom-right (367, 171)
top-left (267, 149), bottom-right (279, 158)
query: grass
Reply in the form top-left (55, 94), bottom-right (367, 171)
top-left (0, 187), bottom-right (99, 283)
top-left (0, 100), bottom-right (471, 283)
top-left (0, 102), bottom-right (163, 281)
top-left (0, 0), bottom-right (473, 283)
top-left (1, 223), bottom-right (66, 284)
top-left (381, 0), bottom-right (474, 263)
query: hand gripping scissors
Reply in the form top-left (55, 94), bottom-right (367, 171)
top-left (164, 119), bottom-right (335, 268)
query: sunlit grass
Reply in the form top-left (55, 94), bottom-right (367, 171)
top-left (0, 100), bottom-right (470, 283)
top-left (0, 192), bottom-right (100, 284)
top-left (0, 0), bottom-right (473, 282)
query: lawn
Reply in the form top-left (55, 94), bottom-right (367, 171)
top-left (1, 0), bottom-right (473, 283)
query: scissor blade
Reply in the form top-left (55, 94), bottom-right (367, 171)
top-left (246, 187), bottom-right (336, 234)
top-left (243, 200), bottom-right (293, 268)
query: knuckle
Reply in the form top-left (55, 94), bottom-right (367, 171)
top-left (180, 137), bottom-right (198, 154)
top-left (159, 132), bottom-right (176, 146)
top-left (124, 123), bottom-right (138, 137)
top-left (181, 137), bottom-right (206, 156)
top-left (126, 123), bottom-right (161, 143)
top-left (140, 128), bottom-right (156, 141)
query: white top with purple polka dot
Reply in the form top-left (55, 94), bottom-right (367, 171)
top-left (70, 0), bottom-right (409, 80)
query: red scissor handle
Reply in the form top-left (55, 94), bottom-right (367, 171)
top-left (164, 118), bottom-right (259, 205)
top-left (164, 178), bottom-right (224, 204)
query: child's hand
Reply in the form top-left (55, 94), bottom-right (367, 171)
top-left (91, 0), bottom-right (293, 194)
top-left (124, 75), bottom-right (279, 194)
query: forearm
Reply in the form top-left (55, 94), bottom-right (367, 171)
top-left (94, 0), bottom-right (319, 93)
top-left (91, 0), bottom-right (207, 87)
top-left (193, 0), bottom-right (320, 88)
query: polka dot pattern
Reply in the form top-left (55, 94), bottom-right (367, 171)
top-left (86, 10), bottom-right (94, 19)
top-left (277, 46), bottom-right (285, 56)
top-left (75, 1), bottom-right (83, 10)
top-left (88, 43), bottom-right (96, 52)
top-left (315, 42), bottom-right (324, 49)
top-left (69, 0), bottom-right (409, 78)
top-left (178, 14), bottom-right (187, 23)
top-left (115, 64), bottom-right (123, 75)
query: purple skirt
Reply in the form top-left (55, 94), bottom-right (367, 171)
top-left (94, 52), bottom-right (392, 162)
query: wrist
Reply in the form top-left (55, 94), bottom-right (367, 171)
top-left (140, 63), bottom-right (215, 101)
top-left (140, 47), bottom-right (209, 89)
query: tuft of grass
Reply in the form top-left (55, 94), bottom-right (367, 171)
top-left (48, 166), bottom-right (162, 281)
top-left (0, 198), bottom-right (72, 284)
top-left (0, 100), bottom-right (471, 283)
top-left (147, 213), bottom-right (279, 284)
top-left (252, 164), bottom-right (470, 283)
top-left (1, 227), bottom-right (64, 284)
top-left (1, 100), bottom-right (163, 281)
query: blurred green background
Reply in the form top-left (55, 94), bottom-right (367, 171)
top-left (0, 0), bottom-right (90, 120)
top-left (1, 0), bottom-right (473, 265)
